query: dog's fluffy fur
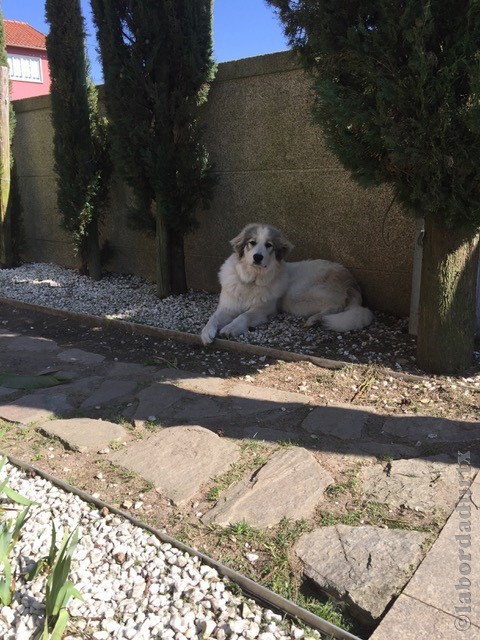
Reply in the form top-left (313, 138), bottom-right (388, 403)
top-left (201, 223), bottom-right (373, 345)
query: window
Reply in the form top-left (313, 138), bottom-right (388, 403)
top-left (7, 53), bottom-right (43, 83)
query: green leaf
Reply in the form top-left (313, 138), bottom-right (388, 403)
top-left (2, 485), bottom-right (36, 507)
top-left (0, 526), bottom-right (13, 559)
top-left (46, 528), bottom-right (81, 617)
top-left (48, 608), bottom-right (70, 640)
top-left (0, 581), bottom-right (12, 606)
top-left (25, 558), bottom-right (47, 581)
top-left (0, 477), bottom-right (8, 495)
top-left (11, 506), bottom-right (31, 545)
top-left (0, 560), bottom-right (12, 606)
top-left (39, 624), bottom-right (50, 640)
top-left (47, 520), bottom-right (57, 567)
top-left (0, 372), bottom-right (67, 390)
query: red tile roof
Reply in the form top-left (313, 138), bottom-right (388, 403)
top-left (5, 19), bottom-right (46, 51)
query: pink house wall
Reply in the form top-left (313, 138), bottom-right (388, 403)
top-left (8, 45), bottom-right (51, 101)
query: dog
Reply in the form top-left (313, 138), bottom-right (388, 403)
top-left (200, 223), bottom-right (373, 345)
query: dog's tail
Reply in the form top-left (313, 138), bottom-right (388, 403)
top-left (322, 305), bottom-right (374, 332)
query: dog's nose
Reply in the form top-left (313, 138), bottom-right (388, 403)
top-left (253, 253), bottom-right (263, 264)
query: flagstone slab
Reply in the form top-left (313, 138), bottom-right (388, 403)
top-left (0, 387), bottom-right (16, 399)
top-left (402, 467), bottom-right (480, 628)
top-left (242, 426), bottom-right (297, 442)
top-left (301, 404), bottom-right (373, 440)
top-left (229, 383), bottom-right (310, 416)
top-left (0, 393), bottom-right (72, 425)
top-left (202, 447), bottom-right (334, 528)
top-left (295, 525), bottom-right (427, 624)
top-left (370, 594), bottom-right (480, 640)
top-left (360, 455), bottom-right (459, 512)
top-left (50, 375), bottom-right (103, 398)
top-left (103, 362), bottom-right (157, 379)
top-left (80, 379), bottom-right (139, 409)
top-left (168, 395), bottom-right (226, 423)
top-left (26, 377), bottom-right (102, 407)
top-left (57, 349), bottom-right (106, 365)
top-left (353, 441), bottom-right (419, 460)
top-left (156, 369), bottom-right (228, 397)
top-left (382, 415), bottom-right (480, 443)
top-left (0, 330), bottom-right (20, 339)
top-left (4, 335), bottom-right (58, 352)
top-left (132, 382), bottom-right (186, 425)
top-left (39, 417), bottom-right (128, 452)
top-left (108, 426), bottom-right (241, 505)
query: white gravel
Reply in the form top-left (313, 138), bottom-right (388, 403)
top-left (1, 461), bottom-right (321, 640)
top-left (0, 263), bottom-right (215, 335)
top-left (0, 262), bottom-right (424, 370)
top-left (3, 262), bottom-right (478, 374)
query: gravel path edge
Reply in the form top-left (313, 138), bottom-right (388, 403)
top-left (0, 295), bottom-right (426, 383)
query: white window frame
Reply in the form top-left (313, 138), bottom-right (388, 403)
top-left (7, 53), bottom-right (43, 84)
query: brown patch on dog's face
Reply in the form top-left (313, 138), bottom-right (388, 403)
top-left (230, 224), bottom-right (293, 263)
top-left (269, 227), bottom-right (294, 261)
top-left (230, 224), bottom-right (260, 258)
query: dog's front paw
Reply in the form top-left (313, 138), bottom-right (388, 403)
top-left (219, 321), bottom-right (244, 339)
top-left (201, 324), bottom-right (217, 345)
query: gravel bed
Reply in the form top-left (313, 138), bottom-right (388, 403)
top-left (0, 461), bottom-right (321, 640)
top-left (0, 262), bottom-right (439, 373)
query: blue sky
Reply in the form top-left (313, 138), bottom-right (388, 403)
top-left (1, 0), bottom-right (288, 83)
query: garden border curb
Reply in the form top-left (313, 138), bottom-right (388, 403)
top-left (0, 296), bottom-right (426, 382)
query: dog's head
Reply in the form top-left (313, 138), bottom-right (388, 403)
top-left (230, 224), bottom-right (293, 268)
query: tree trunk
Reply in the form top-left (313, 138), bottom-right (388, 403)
top-left (86, 217), bottom-right (102, 281)
top-left (417, 214), bottom-right (479, 374)
top-left (155, 199), bottom-right (170, 297)
top-left (0, 66), bottom-right (11, 267)
top-left (169, 227), bottom-right (187, 295)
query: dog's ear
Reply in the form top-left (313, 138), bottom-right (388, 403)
top-left (274, 234), bottom-right (294, 261)
top-left (230, 225), bottom-right (255, 257)
top-left (230, 231), bottom-right (247, 257)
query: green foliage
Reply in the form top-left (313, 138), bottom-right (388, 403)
top-left (267, 0), bottom-right (480, 230)
top-left (7, 164), bottom-right (26, 265)
top-left (0, 458), bottom-right (82, 638)
top-left (91, 0), bottom-right (216, 290)
top-left (0, 10), bottom-right (19, 268)
top-left (45, 0), bottom-right (110, 273)
top-left (42, 528), bottom-right (83, 639)
top-left (0, 10), bottom-right (7, 67)
top-left (25, 520), bottom-right (58, 581)
top-left (297, 595), bottom-right (353, 633)
top-left (0, 457), bottom-right (37, 605)
top-left (0, 371), bottom-right (67, 390)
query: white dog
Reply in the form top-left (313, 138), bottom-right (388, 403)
top-left (200, 223), bottom-right (373, 345)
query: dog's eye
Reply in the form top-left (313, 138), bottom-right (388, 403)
top-left (265, 242), bottom-right (273, 249)
top-left (248, 240), bottom-right (257, 247)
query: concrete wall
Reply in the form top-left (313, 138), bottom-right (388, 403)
top-left (12, 52), bottom-right (415, 315)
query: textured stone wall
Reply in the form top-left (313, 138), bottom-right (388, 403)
top-left (12, 51), bottom-right (415, 315)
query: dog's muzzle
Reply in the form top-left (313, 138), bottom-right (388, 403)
top-left (253, 253), bottom-right (263, 265)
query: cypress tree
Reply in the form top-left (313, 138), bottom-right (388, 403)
top-left (90, 0), bottom-right (216, 296)
top-left (267, 0), bottom-right (480, 374)
top-left (0, 10), bottom-right (12, 267)
top-left (7, 164), bottom-right (25, 266)
top-left (45, 0), bottom-right (110, 280)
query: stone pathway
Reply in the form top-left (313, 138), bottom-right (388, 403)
top-left (109, 426), bottom-right (241, 506)
top-left (371, 468), bottom-right (480, 640)
top-left (0, 325), bottom-right (479, 637)
top-left (295, 525), bottom-right (427, 625)
top-left (202, 448), bottom-right (334, 528)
